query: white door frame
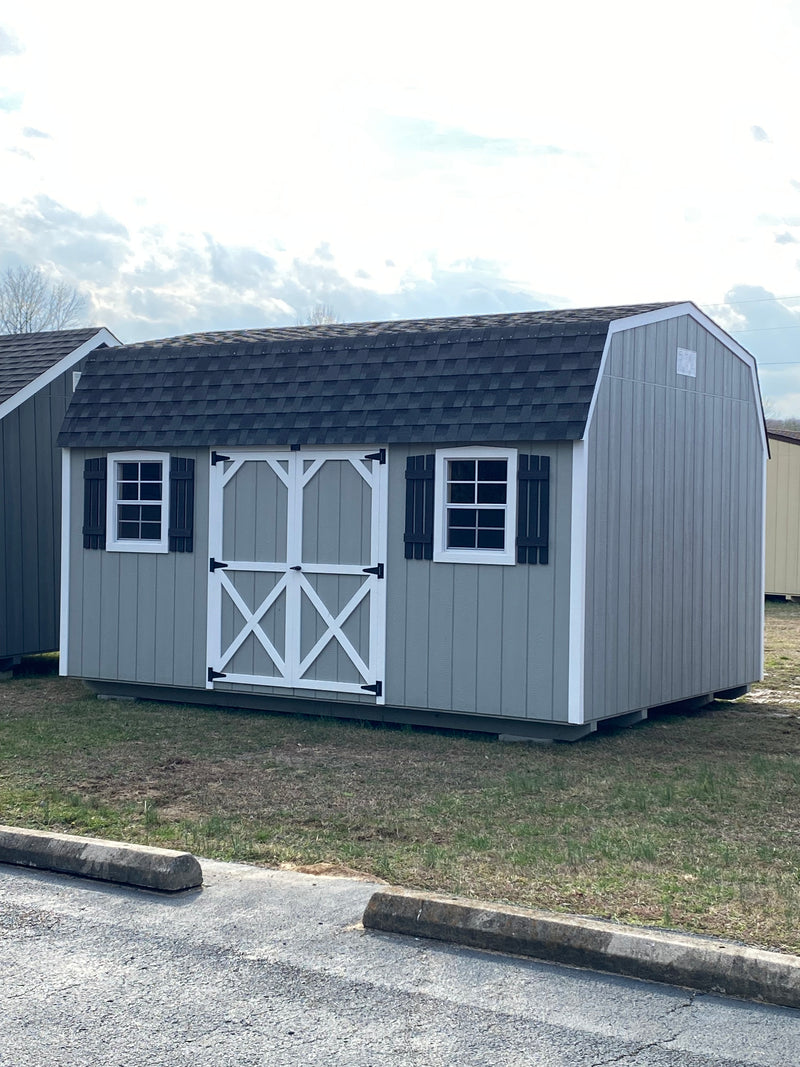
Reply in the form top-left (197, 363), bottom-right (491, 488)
top-left (207, 448), bottom-right (387, 702)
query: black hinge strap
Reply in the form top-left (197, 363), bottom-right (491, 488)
top-left (364, 449), bottom-right (386, 464)
top-left (362, 563), bottom-right (384, 579)
top-left (210, 557), bottom-right (229, 572)
top-left (361, 681), bottom-right (383, 697)
top-left (211, 451), bottom-right (231, 465)
top-left (208, 668), bottom-right (227, 682)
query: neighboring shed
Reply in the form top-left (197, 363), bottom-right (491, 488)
top-left (1, 328), bottom-right (120, 666)
top-left (57, 304), bottom-right (766, 739)
top-left (765, 429), bottom-right (800, 596)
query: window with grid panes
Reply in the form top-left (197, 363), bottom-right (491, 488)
top-left (433, 447), bottom-right (517, 565)
top-left (106, 452), bottom-right (170, 552)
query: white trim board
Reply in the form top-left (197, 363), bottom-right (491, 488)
top-left (0, 328), bottom-right (120, 423)
top-left (58, 448), bottom-right (71, 676)
top-left (566, 440), bottom-right (587, 724)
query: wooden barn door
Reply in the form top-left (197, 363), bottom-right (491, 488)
top-left (207, 450), bottom-right (387, 701)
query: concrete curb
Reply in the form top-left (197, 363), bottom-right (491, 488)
top-left (0, 825), bottom-right (203, 893)
top-left (362, 888), bottom-right (800, 1010)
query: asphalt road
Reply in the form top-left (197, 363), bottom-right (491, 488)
top-left (0, 859), bottom-right (798, 1066)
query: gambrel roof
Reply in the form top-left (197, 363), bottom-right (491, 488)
top-left (58, 304), bottom-right (679, 449)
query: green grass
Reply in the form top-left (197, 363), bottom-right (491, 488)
top-left (2, 601), bottom-right (800, 952)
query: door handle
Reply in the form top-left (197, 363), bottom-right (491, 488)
top-left (290, 565), bottom-right (302, 571)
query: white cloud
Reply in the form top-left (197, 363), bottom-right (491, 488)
top-left (0, 25), bottom-right (22, 56)
top-left (1, 1), bottom-right (800, 403)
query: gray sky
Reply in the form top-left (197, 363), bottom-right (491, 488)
top-left (2, 1), bottom-right (800, 412)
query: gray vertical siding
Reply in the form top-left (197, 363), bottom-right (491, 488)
top-left (583, 316), bottom-right (764, 722)
top-left (1, 368), bottom-right (78, 659)
top-left (66, 447), bottom-right (209, 686)
top-left (68, 441), bottom-right (575, 723)
top-left (385, 442), bottom-right (574, 721)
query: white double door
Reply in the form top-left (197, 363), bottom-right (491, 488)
top-left (207, 449), bottom-right (387, 700)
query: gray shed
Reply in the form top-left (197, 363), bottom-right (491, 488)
top-left (57, 303), bottom-right (766, 739)
top-left (0, 327), bottom-right (119, 667)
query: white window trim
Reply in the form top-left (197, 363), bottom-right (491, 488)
top-left (433, 446), bottom-right (518, 565)
top-left (106, 450), bottom-right (170, 554)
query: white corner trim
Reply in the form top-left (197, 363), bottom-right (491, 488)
top-left (567, 440), bottom-right (587, 724)
top-left (59, 448), bottom-right (71, 676)
top-left (0, 328), bottom-right (121, 423)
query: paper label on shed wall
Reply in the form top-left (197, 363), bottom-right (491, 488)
top-left (677, 347), bottom-right (697, 377)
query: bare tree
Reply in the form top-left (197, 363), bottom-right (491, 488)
top-left (0, 265), bottom-right (87, 333)
top-left (297, 302), bottom-right (341, 326)
top-left (767, 416), bottom-right (800, 431)
top-left (761, 396), bottom-right (800, 431)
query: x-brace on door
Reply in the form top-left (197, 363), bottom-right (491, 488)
top-left (207, 449), bottom-right (387, 701)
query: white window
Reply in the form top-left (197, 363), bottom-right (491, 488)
top-left (433, 446), bottom-right (517, 565)
top-left (106, 451), bottom-right (170, 553)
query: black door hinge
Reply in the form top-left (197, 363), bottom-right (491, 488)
top-left (210, 557), bottom-right (229, 572)
top-left (211, 451), bottom-right (231, 465)
top-left (208, 668), bottom-right (227, 682)
top-left (361, 681), bottom-right (383, 697)
top-left (362, 563), bottom-right (384, 579)
top-left (364, 449), bottom-right (386, 464)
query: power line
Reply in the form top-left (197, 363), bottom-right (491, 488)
top-left (731, 324), bottom-right (800, 334)
top-left (701, 294), bottom-right (800, 309)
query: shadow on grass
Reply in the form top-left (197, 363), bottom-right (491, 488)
top-left (11, 653), bottom-right (60, 678)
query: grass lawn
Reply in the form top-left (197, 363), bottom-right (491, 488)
top-left (2, 601), bottom-right (800, 953)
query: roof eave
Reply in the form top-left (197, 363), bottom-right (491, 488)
top-left (0, 327), bottom-right (121, 423)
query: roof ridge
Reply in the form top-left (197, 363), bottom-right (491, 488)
top-left (127, 303), bottom-right (681, 350)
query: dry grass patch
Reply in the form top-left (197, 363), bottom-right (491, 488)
top-left (2, 602), bottom-right (800, 953)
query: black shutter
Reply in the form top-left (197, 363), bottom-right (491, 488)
top-left (517, 455), bottom-right (550, 564)
top-left (404, 454), bottom-right (435, 560)
top-left (82, 457), bottom-right (107, 549)
top-left (169, 457), bottom-right (195, 552)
